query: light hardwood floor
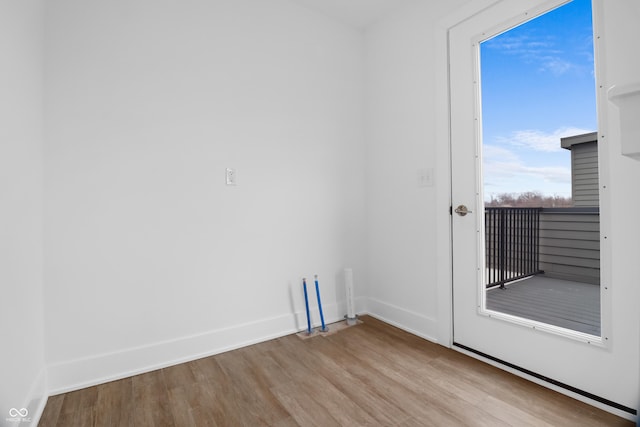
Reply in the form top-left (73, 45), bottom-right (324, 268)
top-left (39, 316), bottom-right (633, 426)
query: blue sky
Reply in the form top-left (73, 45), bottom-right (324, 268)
top-left (480, 0), bottom-right (596, 199)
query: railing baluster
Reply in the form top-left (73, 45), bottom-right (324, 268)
top-left (485, 207), bottom-right (542, 289)
top-left (516, 208), bottom-right (521, 277)
top-left (500, 209), bottom-right (505, 287)
top-left (494, 209), bottom-right (497, 284)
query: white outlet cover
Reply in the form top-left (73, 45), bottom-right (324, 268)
top-left (417, 168), bottom-right (433, 187)
top-left (226, 168), bottom-right (236, 185)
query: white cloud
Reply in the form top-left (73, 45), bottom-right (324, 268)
top-left (483, 155), bottom-right (570, 183)
top-left (482, 31), bottom-right (587, 77)
top-left (521, 165), bottom-right (570, 183)
top-left (483, 144), bottom-right (519, 162)
top-left (482, 144), bottom-right (571, 195)
top-left (538, 57), bottom-right (574, 76)
top-left (483, 34), bottom-right (557, 57)
top-left (498, 127), bottom-right (594, 152)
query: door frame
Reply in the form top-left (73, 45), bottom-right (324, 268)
top-left (434, 0), bottom-right (625, 418)
top-left (434, 0), bottom-right (505, 349)
top-left (454, 0), bottom-right (610, 346)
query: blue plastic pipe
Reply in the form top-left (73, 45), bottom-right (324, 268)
top-left (314, 275), bottom-right (328, 332)
top-left (303, 278), bottom-right (312, 334)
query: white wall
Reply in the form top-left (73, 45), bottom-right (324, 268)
top-left (0, 0), bottom-right (47, 423)
top-left (364, 1), bottom-right (467, 341)
top-left (43, 0), bottom-right (366, 392)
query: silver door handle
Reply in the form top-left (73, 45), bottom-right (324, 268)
top-left (454, 205), bottom-right (472, 216)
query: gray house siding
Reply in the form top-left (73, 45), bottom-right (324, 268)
top-left (571, 141), bottom-right (599, 206)
top-left (538, 208), bottom-right (600, 285)
top-left (561, 131), bottom-right (599, 208)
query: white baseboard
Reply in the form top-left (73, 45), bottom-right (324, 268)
top-left (47, 300), bottom-right (358, 395)
top-left (365, 297), bottom-right (439, 344)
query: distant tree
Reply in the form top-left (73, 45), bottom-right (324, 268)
top-left (485, 192), bottom-right (572, 208)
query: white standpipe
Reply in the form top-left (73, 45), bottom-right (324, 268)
top-left (344, 268), bottom-right (357, 325)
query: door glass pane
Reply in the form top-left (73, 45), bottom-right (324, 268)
top-left (480, 0), bottom-right (601, 336)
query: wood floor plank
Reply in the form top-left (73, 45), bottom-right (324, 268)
top-left (477, 394), bottom-right (556, 427)
top-left (55, 407), bottom-right (95, 427)
top-left (59, 386), bottom-right (98, 416)
top-left (269, 415), bottom-right (300, 427)
top-left (240, 345), bottom-right (296, 389)
top-left (286, 342), bottom-right (411, 425)
top-left (38, 394), bottom-right (64, 427)
top-left (282, 368), bottom-right (378, 426)
top-left (132, 369), bottom-right (168, 405)
top-left (215, 348), bottom-right (292, 426)
top-left (270, 385), bottom-right (342, 427)
top-left (187, 350), bottom-right (251, 424)
top-left (132, 369), bottom-right (175, 426)
top-left (95, 378), bottom-right (134, 427)
top-left (38, 316), bottom-right (634, 427)
top-left (326, 331), bottom-right (511, 426)
top-left (163, 361), bottom-right (198, 390)
top-left (169, 383), bottom-right (216, 427)
top-left (187, 356), bottom-right (225, 383)
top-left (197, 358), bottom-right (246, 426)
top-left (189, 405), bottom-right (219, 427)
top-left (134, 399), bottom-right (176, 427)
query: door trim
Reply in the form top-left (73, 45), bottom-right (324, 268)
top-left (434, 0), bottom-right (505, 348)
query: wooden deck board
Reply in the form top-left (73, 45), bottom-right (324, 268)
top-left (487, 275), bottom-right (601, 335)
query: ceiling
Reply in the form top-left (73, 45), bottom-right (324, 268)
top-left (292, 0), bottom-right (419, 29)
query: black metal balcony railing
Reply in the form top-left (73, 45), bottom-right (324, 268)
top-left (485, 207), bottom-right (544, 288)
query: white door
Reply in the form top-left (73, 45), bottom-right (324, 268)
top-left (450, 0), bottom-right (631, 413)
